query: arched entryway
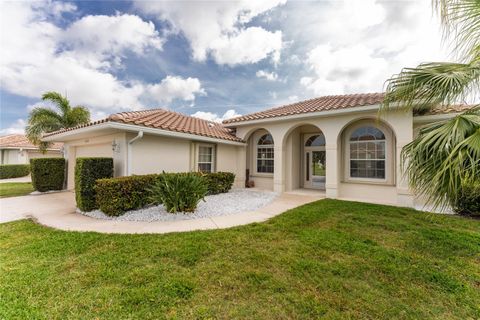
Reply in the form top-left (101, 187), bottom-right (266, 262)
top-left (303, 133), bottom-right (326, 189)
top-left (283, 124), bottom-right (325, 191)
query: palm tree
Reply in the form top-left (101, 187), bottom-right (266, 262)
top-left (26, 92), bottom-right (91, 151)
top-left (382, 0), bottom-right (480, 210)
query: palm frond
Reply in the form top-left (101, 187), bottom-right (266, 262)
top-left (42, 91), bottom-right (71, 116)
top-left (433, 0), bottom-right (480, 60)
top-left (66, 106), bottom-right (91, 127)
top-left (401, 107), bottom-right (480, 210)
top-left (383, 60), bottom-right (480, 112)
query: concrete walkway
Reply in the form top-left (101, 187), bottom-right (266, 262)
top-left (0, 175), bottom-right (32, 183)
top-left (0, 190), bottom-right (324, 234)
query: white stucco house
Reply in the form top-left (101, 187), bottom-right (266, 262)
top-left (0, 134), bottom-right (63, 165)
top-left (42, 93), bottom-right (469, 208)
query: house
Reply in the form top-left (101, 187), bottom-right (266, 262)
top-left (42, 93), bottom-right (469, 207)
top-left (0, 134), bottom-right (63, 165)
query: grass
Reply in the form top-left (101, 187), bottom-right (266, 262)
top-left (0, 182), bottom-right (34, 198)
top-left (0, 199), bottom-right (479, 319)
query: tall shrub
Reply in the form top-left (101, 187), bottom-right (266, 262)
top-left (200, 172), bottom-right (235, 195)
top-left (0, 164), bottom-right (30, 179)
top-left (453, 179), bottom-right (480, 217)
top-left (75, 157), bottom-right (113, 212)
top-left (95, 174), bottom-right (160, 216)
top-left (30, 158), bottom-right (65, 192)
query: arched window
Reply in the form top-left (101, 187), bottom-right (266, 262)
top-left (349, 127), bottom-right (386, 179)
top-left (305, 134), bottom-right (325, 147)
top-left (257, 133), bottom-right (274, 173)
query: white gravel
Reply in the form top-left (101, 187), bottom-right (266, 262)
top-left (79, 189), bottom-right (278, 222)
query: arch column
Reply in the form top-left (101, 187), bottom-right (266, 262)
top-left (325, 143), bottom-right (338, 198)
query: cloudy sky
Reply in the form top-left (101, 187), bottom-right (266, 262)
top-left (0, 0), bottom-right (449, 134)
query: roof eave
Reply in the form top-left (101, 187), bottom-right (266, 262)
top-left (223, 104), bottom-right (384, 127)
top-left (43, 121), bottom-right (246, 146)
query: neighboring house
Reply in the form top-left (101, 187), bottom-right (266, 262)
top-left (42, 93), bottom-right (470, 208)
top-left (0, 134), bottom-right (63, 165)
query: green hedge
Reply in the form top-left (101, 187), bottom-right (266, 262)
top-left (75, 158), bottom-right (113, 212)
top-left (30, 158), bottom-right (65, 192)
top-left (200, 172), bottom-right (235, 195)
top-left (95, 174), bottom-right (160, 216)
top-left (454, 179), bottom-right (480, 216)
top-left (0, 164), bottom-right (30, 179)
top-left (95, 171), bottom-right (235, 216)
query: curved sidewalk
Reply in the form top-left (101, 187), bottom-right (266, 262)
top-left (0, 190), bottom-right (324, 234)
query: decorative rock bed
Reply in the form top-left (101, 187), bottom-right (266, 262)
top-left (80, 189), bottom-right (278, 222)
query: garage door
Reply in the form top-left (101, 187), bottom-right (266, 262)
top-left (67, 143), bottom-right (113, 189)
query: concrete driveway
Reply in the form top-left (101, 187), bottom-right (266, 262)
top-left (0, 175), bottom-right (32, 183)
top-left (0, 191), bottom-right (76, 223)
top-left (0, 190), bottom-right (324, 234)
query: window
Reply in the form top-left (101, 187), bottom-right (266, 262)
top-left (349, 127), bottom-right (385, 179)
top-left (257, 133), bottom-right (274, 173)
top-left (198, 145), bottom-right (214, 172)
top-left (305, 134), bottom-right (325, 147)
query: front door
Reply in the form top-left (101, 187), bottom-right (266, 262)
top-left (303, 133), bottom-right (326, 190)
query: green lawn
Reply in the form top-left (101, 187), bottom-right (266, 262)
top-left (0, 182), bottom-right (33, 198)
top-left (1, 200), bottom-right (479, 319)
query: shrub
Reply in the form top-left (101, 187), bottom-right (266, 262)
top-left (149, 173), bottom-right (208, 213)
top-left (0, 164), bottom-right (30, 179)
top-left (199, 172), bottom-right (235, 195)
top-left (94, 171), bottom-right (235, 216)
top-left (453, 179), bottom-right (480, 216)
top-left (30, 158), bottom-right (65, 192)
top-left (95, 174), bottom-right (160, 216)
top-left (75, 158), bottom-right (113, 212)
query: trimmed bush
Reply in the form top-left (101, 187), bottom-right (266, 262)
top-left (200, 172), bottom-right (235, 195)
top-left (453, 179), bottom-right (480, 216)
top-left (75, 158), bottom-right (113, 212)
top-left (149, 173), bottom-right (208, 213)
top-left (0, 164), bottom-right (30, 179)
top-left (30, 158), bottom-right (65, 192)
top-left (95, 171), bottom-right (236, 216)
top-left (95, 174), bottom-right (160, 216)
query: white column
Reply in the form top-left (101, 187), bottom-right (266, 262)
top-left (273, 144), bottom-right (285, 193)
top-left (325, 143), bottom-right (338, 198)
top-left (236, 146), bottom-right (247, 188)
top-left (396, 140), bottom-right (414, 207)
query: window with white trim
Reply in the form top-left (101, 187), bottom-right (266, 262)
top-left (349, 127), bottom-right (386, 179)
top-left (257, 134), bottom-right (274, 173)
top-left (198, 145), bottom-right (214, 173)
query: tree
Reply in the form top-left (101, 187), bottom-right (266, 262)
top-left (26, 92), bottom-right (90, 151)
top-left (382, 0), bottom-right (480, 210)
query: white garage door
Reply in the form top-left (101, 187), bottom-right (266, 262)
top-left (67, 143), bottom-right (113, 189)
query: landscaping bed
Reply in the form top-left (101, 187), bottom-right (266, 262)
top-left (81, 189), bottom-right (277, 222)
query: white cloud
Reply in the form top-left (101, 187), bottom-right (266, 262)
top-left (288, 95), bottom-right (299, 102)
top-left (256, 70), bottom-right (278, 81)
top-left (0, 119), bottom-right (26, 135)
top-left (0, 1), bottom-right (204, 113)
top-left (62, 14), bottom-right (164, 70)
top-left (293, 0), bottom-right (448, 95)
top-left (191, 109), bottom-right (241, 123)
top-left (135, 0), bottom-right (285, 65)
top-left (147, 76), bottom-right (205, 103)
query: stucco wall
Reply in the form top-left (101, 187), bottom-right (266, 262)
top-left (129, 134), bottom-right (191, 175)
top-left (233, 106), bottom-right (415, 207)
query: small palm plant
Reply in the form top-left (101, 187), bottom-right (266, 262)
top-left (149, 173), bottom-right (208, 213)
top-left (382, 0), bottom-right (480, 211)
top-left (26, 92), bottom-right (90, 151)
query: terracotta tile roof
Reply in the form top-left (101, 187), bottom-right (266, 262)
top-left (418, 104), bottom-right (477, 116)
top-left (44, 109), bottom-right (243, 142)
top-left (0, 134), bottom-right (62, 150)
top-left (223, 93), bottom-right (386, 124)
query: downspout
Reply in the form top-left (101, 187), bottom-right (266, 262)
top-left (127, 131), bottom-right (144, 176)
